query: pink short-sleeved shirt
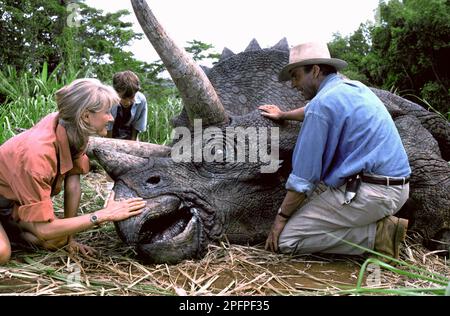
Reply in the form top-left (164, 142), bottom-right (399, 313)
top-left (0, 113), bottom-right (89, 222)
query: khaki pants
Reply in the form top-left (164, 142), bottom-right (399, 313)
top-left (278, 182), bottom-right (409, 255)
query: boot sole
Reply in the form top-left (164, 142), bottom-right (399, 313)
top-left (394, 218), bottom-right (409, 259)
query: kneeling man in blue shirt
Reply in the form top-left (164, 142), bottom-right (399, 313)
top-left (260, 42), bottom-right (411, 260)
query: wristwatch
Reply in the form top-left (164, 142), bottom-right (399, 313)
top-left (277, 207), bottom-right (290, 219)
top-left (90, 213), bottom-right (100, 226)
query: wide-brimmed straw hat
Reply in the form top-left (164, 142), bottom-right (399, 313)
top-left (279, 42), bottom-right (348, 82)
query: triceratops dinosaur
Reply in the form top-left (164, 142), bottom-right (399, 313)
top-left (88, 0), bottom-right (450, 264)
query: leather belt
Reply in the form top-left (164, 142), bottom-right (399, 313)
top-left (361, 174), bottom-right (410, 186)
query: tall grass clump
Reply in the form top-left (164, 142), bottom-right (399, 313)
top-left (0, 62), bottom-right (92, 144)
top-left (0, 94), bottom-right (57, 143)
top-left (140, 95), bottom-right (183, 145)
top-left (0, 64), bottom-right (55, 143)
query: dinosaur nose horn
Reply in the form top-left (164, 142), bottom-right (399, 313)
top-left (92, 148), bottom-right (148, 180)
top-left (87, 137), bottom-right (171, 159)
top-left (131, 0), bottom-right (228, 127)
top-left (87, 137), bottom-right (170, 179)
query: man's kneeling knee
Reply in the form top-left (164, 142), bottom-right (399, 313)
top-left (278, 237), bottom-right (299, 254)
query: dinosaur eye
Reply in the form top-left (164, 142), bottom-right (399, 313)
top-left (147, 176), bottom-right (161, 185)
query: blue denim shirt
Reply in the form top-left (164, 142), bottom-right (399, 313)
top-left (107, 91), bottom-right (148, 132)
top-left (286, 74), bottom-right (411, 196)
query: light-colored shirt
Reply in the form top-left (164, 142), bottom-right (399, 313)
top-left (107, 91), bottom-right (148, 133)
top-left (286, 74), bottom-right (411, 196)
top-left (0, 113), bottom-right (89, 222)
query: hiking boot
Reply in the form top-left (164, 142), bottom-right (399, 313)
top-left (374, 215), bottom-right (408, 260)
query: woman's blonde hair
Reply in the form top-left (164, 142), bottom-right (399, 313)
top-left (55, 78), bottom-right (119, 155)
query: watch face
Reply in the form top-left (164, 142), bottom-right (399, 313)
top-left (91, 214), bottom-right (98, 223)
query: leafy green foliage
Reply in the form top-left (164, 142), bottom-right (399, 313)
top-left (184, 40), bottom-right (220, 63)
top-left (0, 0), bottom-right (67, 74)
top-left (0, 1), bottom-right (169, 100)
top-left (329, 23), bottom-right (373, 84)
top-left (329, 0), bottom-right (450, 116)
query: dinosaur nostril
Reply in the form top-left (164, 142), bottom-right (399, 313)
top-left (147, 176), bottom-right (161, 185)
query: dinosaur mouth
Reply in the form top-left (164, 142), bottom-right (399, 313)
top-left (134, 197), bottom-right (203, 264)
top-left (137, 202), bottom-right (195, 244)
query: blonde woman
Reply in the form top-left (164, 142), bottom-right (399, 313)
top-left (0, 78), bottom-right (146, 264)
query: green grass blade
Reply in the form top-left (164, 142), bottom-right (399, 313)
top-left (41, 62), bottom-right (48, 82)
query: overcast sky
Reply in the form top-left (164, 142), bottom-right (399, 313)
top-left (83, 0), bottom-right (380, 64)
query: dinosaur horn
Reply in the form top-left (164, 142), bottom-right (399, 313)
top-left (219, 47), bottom-right (235, 62)
top-left (245, 39), bottom-right (261, 52)
top-left (87, 137), bottom-right (171, 159)
top-left (131, 0), bottom-right (228, 126)
top-left (272, 38), bottom-right (289, 52)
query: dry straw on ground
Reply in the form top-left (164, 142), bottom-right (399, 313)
top-left (1, 172), bottom-right (448, 296)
